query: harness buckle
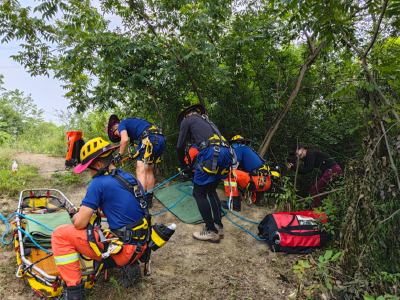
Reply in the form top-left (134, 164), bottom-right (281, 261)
top-left (214, 145), bottom-right (220, 153)
top-left (134, 186), bottom-right (143, 198)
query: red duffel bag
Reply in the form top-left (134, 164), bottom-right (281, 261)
top-left (258, 211), bottom-right (329, 254)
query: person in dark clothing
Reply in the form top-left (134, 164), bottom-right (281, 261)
top-left (177, 104), bottom-right (232, 243)
top-left (286, 144), bottom-right (343, 207)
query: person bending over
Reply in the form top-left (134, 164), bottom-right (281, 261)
top-left (286, 144), bottom-right (343, 207)
top-left (106, 115), bottom-right (165, 208)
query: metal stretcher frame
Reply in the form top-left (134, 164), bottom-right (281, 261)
top-left (15, 189), bottom-right (95, 294)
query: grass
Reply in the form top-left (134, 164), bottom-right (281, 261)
top-left (0, 148), bottom-right (88, 198)
top-left (0, 148), bottom-right (49, 198)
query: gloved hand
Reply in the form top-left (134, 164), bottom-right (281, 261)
top-left (178, 166), bottom-right (189, 181)
top-left (114, 153), bottom-right (123, 164)
top-left (180, 171), bottom-right (189, 182)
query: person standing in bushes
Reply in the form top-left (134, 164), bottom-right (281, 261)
top-left (106, 115), bottom-right (165, 208)
top-left (286, 144), bottom-right (343, 207)
top-left (176, 104), bottom-right (232, 243)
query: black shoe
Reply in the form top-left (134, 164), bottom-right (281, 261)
top-left (58, 281), bottom-right (86, 300)
top-left (146, 192), bottom-right (153, 209)
top-left (121, 261), bottom-right (141, 288)
top-left (232, 196), bottom-right (241, 211)
top-left (254, 192), bottom-right (265, 206)
top-left (221, 200), bottom-right (229, 209)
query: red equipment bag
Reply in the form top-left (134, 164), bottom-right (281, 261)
top-left (258, 211), bottom-right (329, 254)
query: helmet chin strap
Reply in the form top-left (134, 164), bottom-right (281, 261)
top-left (90, 159), bottom-right (114, 179)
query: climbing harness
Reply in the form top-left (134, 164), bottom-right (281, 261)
top-left (192, 114), bottom-right (237, 175)
top-left (125, 125), bottom-right (163, 167)
top-left (86, 169), bottom-right (153, 277)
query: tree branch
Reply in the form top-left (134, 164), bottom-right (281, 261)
top-left (257, 39), bottom-right (326, 156)
top-left (295, 188), bottom-right (344, 203)
top-left (380, 121), bottom-right (400, 191)
top-left (358, 205), bottom-right (400, 261)
top-left (128, 0), bottom-right (205, 108)
top-left (363, 0), bottom-right (389, 57)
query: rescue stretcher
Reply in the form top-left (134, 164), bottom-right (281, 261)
top-left (14, 189), bottom-right (95, 298)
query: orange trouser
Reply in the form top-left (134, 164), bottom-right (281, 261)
top-left (224, 170), bottom-right (271, 201)
top-left (52, 225), bottom-right (145, 286)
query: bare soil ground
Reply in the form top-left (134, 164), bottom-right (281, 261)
top-left (0, 153), bottom-right (299, 300)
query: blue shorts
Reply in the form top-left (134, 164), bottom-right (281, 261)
top-left (194, 146), bottom-right (231, 185)
top-left (136, 134), bottom-right (165, 163)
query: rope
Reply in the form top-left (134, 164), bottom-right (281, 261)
top-left (176, 180), bottom-right (264, 241)
top-left (1, 212), bottom-right (54, 253)
top-left (177, 183), bottom-right (193, 196)
top-left (145, 169), bottom-right (184, 195)
top-left (152, 183), bottom-right (193, 216)
top-left (221, 206), bottom-right (266, 242)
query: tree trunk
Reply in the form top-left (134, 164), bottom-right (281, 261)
top-left (257, 39), bottom-right (326, 157)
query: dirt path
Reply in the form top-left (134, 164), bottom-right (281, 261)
top-left (0, 153), bottom-right (296, 299)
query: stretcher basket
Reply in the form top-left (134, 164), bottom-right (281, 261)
top-left (14, 189), bottom-right (95, 298)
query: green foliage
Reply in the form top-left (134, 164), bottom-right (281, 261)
top-left (363, 295), bottom-right (399, 300)
top-left (51, 171), bottom-right (82, 186)
top-left (293, 250), bottom-right (342, 295)
top-left (0, 0), bottom-right (400, 297)
top-left (109, 276), bottom-right (121, 298)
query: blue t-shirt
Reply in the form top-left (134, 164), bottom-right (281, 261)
top-left (234, 145), bottom-right (264, 173)
top-left (81, 169), bottom-right (145, 230)
top-left (118, 118), bottom-right (152, 141)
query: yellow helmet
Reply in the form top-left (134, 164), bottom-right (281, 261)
top-left (229, 135), bottom-right (250, 145)
top-left (74, 137), bottom-right (120, 174)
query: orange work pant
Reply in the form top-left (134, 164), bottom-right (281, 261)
top-left (224, 170), bottom-right (271, 201)
top-left (52, 224), bottom-right (145, 286)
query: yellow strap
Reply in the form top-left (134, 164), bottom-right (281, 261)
top-left (202, 166), bottom-right (218, 175)
top-left (271, 171), bottom-right (280, 178)
top-left (220, 168), bottom-right (230, 175)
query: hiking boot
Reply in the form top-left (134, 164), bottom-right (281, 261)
top-left (214, 223), bottom-right (224, 239)
top-left (58, 281), bottom-right (86, 300)
top-left (121, 261), bottom-right (141, 288)
top-left (203, 224), bottom-right (224, 239)
top-left (254, 192), bottom-right (265, 206)
top-left (193, 229), bottom-right (220, 243)
top-left (146, 192), bottom-right (153, 209)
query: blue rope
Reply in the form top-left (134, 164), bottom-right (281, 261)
top-left (228, 209), bottom-right (260, 225)
top-left (177, 183), bottom-right (193, 196)
top-left (152, 183), bottom-right (193, 216)
top-left (1, 212), bottom-right (54, 253)
top-left (221, 206), bottom-right (266, 241)
top-left (15, 228), bottom-right (53, 253)
top-left (177, 182), bottom-right (264, 241)
top-left (145, 169), bottom-right (184, 195)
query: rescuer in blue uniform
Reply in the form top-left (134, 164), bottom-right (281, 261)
top-left (107, 115), bottom-right (165, 208)
top-left (177, 104), bottom-right (232, 243)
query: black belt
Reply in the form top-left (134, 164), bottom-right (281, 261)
top-left (138, 126), bottom-right (163, 141)
top-left (197, 141), bottom-right (228, 152)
